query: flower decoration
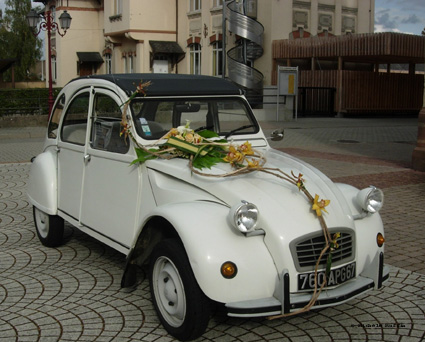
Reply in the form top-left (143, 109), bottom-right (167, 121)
top-left (223, 145), bottom-right (245, 165)
top-left (330, 232), bottom-right (341, 251)
top-left (291, 171), bottom-right (305, 191)
top-left (312, 194), bottom-right (330, 217)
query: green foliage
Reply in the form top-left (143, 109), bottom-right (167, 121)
top-left (131, 147), bottom-right (158, 165)
top-left (0, 0), bottom-right (42, 81)
top-left (0, 88), bottom-right (61, 116)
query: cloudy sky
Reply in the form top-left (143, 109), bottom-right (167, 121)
top-left (375, 0), bottom-right (425, 35)
top-left (0, 0), bottom-right (424, 35)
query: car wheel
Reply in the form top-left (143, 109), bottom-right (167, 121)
top-left (33, 206), bottom-right (64, 247)
top-left (149, 239), bottom-right (211, 341)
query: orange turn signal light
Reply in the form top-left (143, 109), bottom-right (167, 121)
top-left (221, 261), bottom-right (237, 279)
top-left (377, 233), bottom-right (385, 247)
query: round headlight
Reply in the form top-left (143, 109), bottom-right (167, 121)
top-left (229, 200), bottom-right (259, 233)
top-left (356, 186), bottom-right (384, 213)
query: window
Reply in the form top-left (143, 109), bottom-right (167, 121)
top-left (91, 93), bottom-right (129, 153)
top-left (212, 41), bottom-right (223, 76)
top-left (61, 93), bottom-right (90, 145)
top-left (105, 53), bottom-right (112, 74)
top-left (129, 55), bottom-right (134, 73)
top-left (130, 98), bottom-right (258, 140)
top-left (213, 0), bottom-right (223, 8)
top-left (189, 43), bottom-right (201, 75)
top-left (190, 0), bottom-right (201, 12)
top-left (123, 56), bottom-right (127, 73)
top-left (115, 0), bottom-right (122, 14)
top-left (51, 56), bottom-right (57, 81)
top-left (48, 94), bottom-right (66, 139)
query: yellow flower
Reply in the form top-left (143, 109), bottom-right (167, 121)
top-left (185, 133), bottom-right (194, 143)
top-left (330, 232), bottom-right (340, 251)
top-left (312, 194), bottom-right (330, 217)
top-left (193, 133), bottom-right (202, 144)
top-left (164, 128), bottom-right (179, 139)
top-left (247, 158), bottom-right (260, 168)
top-left (238, 141), bottom-right (254, 155)
top-left (223, 146), bottom-right (244, 164)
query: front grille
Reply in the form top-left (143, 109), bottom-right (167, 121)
top-left (292, 229), bottom-right (354, 271)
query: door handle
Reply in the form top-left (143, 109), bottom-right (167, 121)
top-left (84, 154), bottom-right (91, 164)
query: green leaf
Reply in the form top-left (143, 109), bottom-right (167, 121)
top-left (192, 154), bottom-right (224, 170)
top-left (130, 147), bottom-right (158, 165)
top-left (197, 130), bottom-right (220, 139)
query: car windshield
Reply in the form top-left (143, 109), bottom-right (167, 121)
top-left (129, 97), bottom-right (259, 140)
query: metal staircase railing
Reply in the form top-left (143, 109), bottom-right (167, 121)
top-left (225, 0), bottom-right (264, 90)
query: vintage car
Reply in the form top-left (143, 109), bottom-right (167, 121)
top-left (27, 74), bottom-right (389, 341)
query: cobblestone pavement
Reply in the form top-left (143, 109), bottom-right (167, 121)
top-left (1, 118), bottom-right (425, 341)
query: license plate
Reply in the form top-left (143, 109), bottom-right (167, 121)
top-left (298, 262), bottom-right (356, 291)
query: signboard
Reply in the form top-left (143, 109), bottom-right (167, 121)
top-left (276, 66), bottom-right (299, 120)
top-left (278, 66), bottom-right (298, 95)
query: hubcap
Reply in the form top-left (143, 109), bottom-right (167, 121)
top-left (153, 256), bottom-right (186, 328)
top-left (34, 208), bottom-right (49, 239)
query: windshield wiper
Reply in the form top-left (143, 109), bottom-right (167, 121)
top-left (224, 124), bottom-right (255, 139)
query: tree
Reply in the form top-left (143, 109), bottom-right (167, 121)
top-left (0, 0), bottom-right (42, 81)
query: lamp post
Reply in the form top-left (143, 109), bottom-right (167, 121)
top-left (26, 4), bottom-right (72, 119)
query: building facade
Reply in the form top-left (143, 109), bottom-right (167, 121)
top-left (44, 0), bottom-right (375, 89)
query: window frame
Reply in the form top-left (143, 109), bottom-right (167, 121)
top-left (189, 0), bottom-right (201, 12)
top-left (189, 43), bottom-right (201, 75)
top-left (212, 40), bottom-right (223, 76)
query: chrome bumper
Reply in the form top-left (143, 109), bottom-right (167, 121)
top-left (226, 252), bottom-right (389, 318)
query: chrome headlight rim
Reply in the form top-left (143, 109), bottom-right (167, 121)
top-left (356, 186), bottom-right (384, 214)
top-left (229, 200), bottom-right (259, 233)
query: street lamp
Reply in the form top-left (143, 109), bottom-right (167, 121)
top-left (26, 5), bottom-right (72, 118)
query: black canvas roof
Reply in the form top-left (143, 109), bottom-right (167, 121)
top-left (74, 73), bottom-right (243, 97)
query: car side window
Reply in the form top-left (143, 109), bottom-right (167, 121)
top-left (48, 94), bottom-right (65, 139)
top-left (61, 92), bottom-right (90, 145)
top-left (91, 93), bottom-right (129, 154)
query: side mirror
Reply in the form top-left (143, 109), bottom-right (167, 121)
top-left (270, 129), bottom-right (284, 141)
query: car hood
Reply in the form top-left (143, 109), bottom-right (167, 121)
top-left (146, 147), bottom-right (355, 272)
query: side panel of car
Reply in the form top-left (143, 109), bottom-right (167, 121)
top-left (27, 149), bottom-right (58, 215)
top-left (145, 201), bottom-right (279, 303)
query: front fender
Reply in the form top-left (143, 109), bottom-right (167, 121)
top-left (27, 150), bottom-right (58, 215)
top-left (150, 201), bottom-right (278, 304)
top-left (335, 183), bottom-right (386, 275)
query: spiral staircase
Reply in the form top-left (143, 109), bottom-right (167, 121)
top-left (225, 0), bottom-right (264, 98)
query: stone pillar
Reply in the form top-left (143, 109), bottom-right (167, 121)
top-left (412, 66), bottom-right (425, 171)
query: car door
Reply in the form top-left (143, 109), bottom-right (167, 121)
top-left (57, 89), bottom-right (92, 221)
top-left (79, 89), bottom-right (140, 253)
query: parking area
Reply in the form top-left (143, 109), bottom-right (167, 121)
top-left (1, 117), bottom-right (424, 341)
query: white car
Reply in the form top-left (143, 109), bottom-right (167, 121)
top-left (28, 74), bottom-right (389, 341)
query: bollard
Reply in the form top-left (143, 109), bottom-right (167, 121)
top-left (412, 108), bottom-right (425, 171)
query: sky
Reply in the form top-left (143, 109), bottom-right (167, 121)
top-left (0, 0), bottom-right (424, 35)
top-left (375, 0), bottom-right (425, 35)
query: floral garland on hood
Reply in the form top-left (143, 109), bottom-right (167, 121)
top-left (120, 81), bottom-right (339, 319)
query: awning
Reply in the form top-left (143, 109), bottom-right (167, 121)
top-left (77, 52), bottom-right (104, 64)
top-left (149, 41), bottom-right (185, 66)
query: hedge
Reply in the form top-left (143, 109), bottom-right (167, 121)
top-left (0, 88), bottom-right (62, 117)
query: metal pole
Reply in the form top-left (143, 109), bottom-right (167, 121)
top-left (46, 10), bottom-right (54, 119)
